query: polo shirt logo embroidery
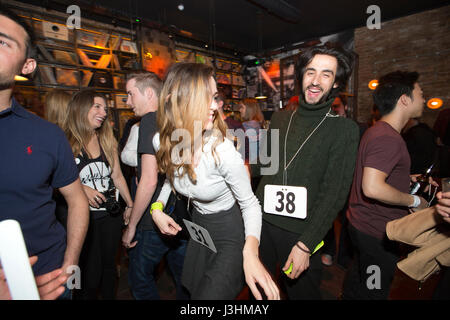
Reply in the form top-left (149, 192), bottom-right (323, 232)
top-left (26, 145), bottom-right (32, 155)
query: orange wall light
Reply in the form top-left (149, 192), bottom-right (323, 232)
top-left (427, 98), bottom-right (443, 109)
top-left (368, 80), bottom-right (378, 90)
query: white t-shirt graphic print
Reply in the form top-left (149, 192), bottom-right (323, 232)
top-left (76, 152), bottom-right (116, 212)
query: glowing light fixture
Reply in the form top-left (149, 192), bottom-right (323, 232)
top-left (144, 51), bottom-right (153, 59)
top-left (14, 75), bottom-right (28, 81)
top-left (368, 79), bottom-right (378, 90)
top-left (178, 4), bottom-right (184, 11)
top-left (427, 98), bottom-right (443, 109)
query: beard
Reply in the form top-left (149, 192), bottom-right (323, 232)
top-left (0, 79), bottom-right (15, 91)
top-left (302, 84), bottom-right (335, 105)
top-left (0, 71), bottom-right (15, 90)
top-left (0, 61), bottom-right (25, 90)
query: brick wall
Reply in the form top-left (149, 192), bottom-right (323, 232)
top-left (354, 5), bottom-right (450, 128)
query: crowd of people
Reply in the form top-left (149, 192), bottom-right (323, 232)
top-left (1, 5), bottom-right (449, 301)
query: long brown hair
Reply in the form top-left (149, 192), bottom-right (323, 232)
top-left (44, 89), bottom-right (71, 129)
top-left (157, 62), bottom-right (227, 184)
top-left (65, 89), bottom-right (117, 170)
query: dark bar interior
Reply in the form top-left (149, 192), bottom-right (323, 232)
top-left (0, 0), bottom-right (449, 306)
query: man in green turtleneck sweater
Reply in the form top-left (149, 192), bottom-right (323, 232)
top-left (252, 44), bottom-right (360, 299)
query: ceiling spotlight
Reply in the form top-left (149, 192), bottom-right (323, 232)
top-left (204, 44), bottom-right (208, 48)
top-left (178, 4), bottom-right (184, 11)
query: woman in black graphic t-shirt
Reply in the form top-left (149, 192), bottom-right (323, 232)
top-left (65, 89), bottom-right (133, 300)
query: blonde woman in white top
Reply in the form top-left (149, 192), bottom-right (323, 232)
top-left (151, 62), bottom-right (279, 300)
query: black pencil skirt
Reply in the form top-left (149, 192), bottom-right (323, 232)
top-left (182, 203), bottom-right (245, 300)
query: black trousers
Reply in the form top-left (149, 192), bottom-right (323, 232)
top-left (342, 224), bottom-right (399, 300)
top-left (259, 220), bottom-right (323, 300)
top-left (76, 213), bottom-right (123, 300)
top-left (322, 209), bottom-right (354, 268)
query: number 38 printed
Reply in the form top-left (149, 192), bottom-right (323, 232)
top-left (263, 185), bottom-right (306, 219)
top-left (275, 191), bottom-right (296, 214)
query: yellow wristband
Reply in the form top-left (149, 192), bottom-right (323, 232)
top-left (150, 202), bottom-right (164, 215)
top-left (284, 240), bottom-right (325, 275)
top-left (311, 240), bottom-right (324, 255)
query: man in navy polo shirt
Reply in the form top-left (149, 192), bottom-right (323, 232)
top-left (0, 6), bottom-right (89, 299)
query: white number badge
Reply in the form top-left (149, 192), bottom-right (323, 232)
top-left (183, 219), bottom-right (217, 253)
top-left (264, 184), bottom-right (307, 219)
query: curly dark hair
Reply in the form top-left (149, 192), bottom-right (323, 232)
top-left (295, 42), bottom-right (355, 99)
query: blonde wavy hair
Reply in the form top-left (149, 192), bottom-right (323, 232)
top-left (44, 89), bottom-right (72, 129)
top-left (157, 62), bottom-right (227, 184)
top-left (65, 89), bottom-right (117, 170)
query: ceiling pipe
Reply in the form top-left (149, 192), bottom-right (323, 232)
top-left (247, 0), bottom-right (301, 23)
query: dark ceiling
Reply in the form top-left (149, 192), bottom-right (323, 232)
top-left (10, 0), bottom-right (450, 54)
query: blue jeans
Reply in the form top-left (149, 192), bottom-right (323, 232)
top-left (128, 228), bottom-right (189, 300)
